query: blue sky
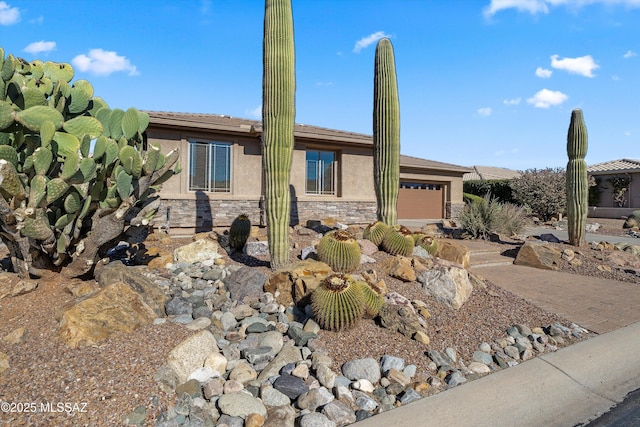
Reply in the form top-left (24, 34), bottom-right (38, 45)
top-left (1, 0), bottom-right (639, 170)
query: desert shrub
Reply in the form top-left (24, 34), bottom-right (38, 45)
top-left (458, 194), bottom-right (502, 239)
top-left (463, 179), bottom-right (516, 204)
top-left (459, 194), bottom-right (530, 239)
top-left (463, 192), bottom-right (485, 205)
top-left (498, 202), bottom-right (530, 236)
top-left (510, 168), bottom-right (566, 221)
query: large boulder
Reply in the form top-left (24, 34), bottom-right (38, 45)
top-left (167, 330), bottom-right (219, 383)
top-left (379, 256), bottom-right (416, 282)
top-left (173, 239), bottom-right (224, 264)
top-left (435, 240), bottom-right (470, 269)
top-left (59, 282), bottom-right (158, 348)
top-left (226, 267), bottom-right (268, 304)
top-left (514, 241), bottom-right (561, 270)
top-left (416, 260), bottom-right (473, 309)
top-left (94, 261), bottom-right (167, 317)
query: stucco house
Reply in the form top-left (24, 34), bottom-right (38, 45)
top-left (588, 158), bottom-right (640, 218)
top-left (463, 165), bottom-right (521, 181)
top-left (145, 111), bottom-right (470, 233)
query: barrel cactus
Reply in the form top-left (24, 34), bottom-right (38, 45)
top-left (357, 280), bottom-right (385, 318)
top-left (362, 221), bottom-right (388, 247)
top-left (381, 224), bottom-right (414, 257)
top-left (373, 38), bottom-right (400, 225)
top-left (416, 236), bottom-right (438, 256)
top-left (0, 48), bottom-right (180, 278)
top-left (311, 274), bottom-right (365, 331)
top-left (262, 0), bottom-right (295, 270)
top-left (566, 108), bottom-right (588, 246)
top-left (229, 214), bottom-right (251, 250)
top-left (316, 230), bottom-right (361, 273)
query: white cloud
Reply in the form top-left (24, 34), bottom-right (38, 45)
top-left (484, 0), bottom-right (640, 17)
top-left (72, 49), bottom-right (139, 76)
top-left (23, 41), bottom-right (56, 55)
top-left (247, 105), bottom-right (261, 119)
top-left (612, 74), bottom-right (621, 80)
top-left (353, 31), bottom-right (390, 53)
top-left (624, 50), bottom-right (637, 58)
top-left (503, 97), bottom-right (521, 105)
top-left (535, 67), bottom-right (553, 78)
top-left (29, 15), bottom-right (43, 24)
top-left (477, 107), bottom-right (493, 117)
top-left (526, 88), bottom-right (568, 108)
top-left (0, 1), bottom-right (20, 25)
top-left (483, 0), bottom-right (550, 18)
top-left (550, 54), bottom-right (599, 77)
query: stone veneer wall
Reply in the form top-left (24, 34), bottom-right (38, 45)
top-left (447, 202), bottom-right (465, 222)
top-left (155, 198), bottom-right (377, 232)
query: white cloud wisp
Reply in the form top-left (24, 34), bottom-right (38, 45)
top-left (0, 1), bottom-right (19, 25)
top-left (484, 0), bottom-right (640, 18)
top-left (353, 31), bottom-right (390, 53)
top-left (526, 88), bottom-right (568, 108)
top-left (477, 107), bottom-right (493, 117)
top-left (535, 67), bottom-right (553, 78)
top-left (550, 54), bottom-right (599, 77)
top-left (23, 41), bottom-right (56, 55)
top-left (72, 49), bottom-right (139, 76)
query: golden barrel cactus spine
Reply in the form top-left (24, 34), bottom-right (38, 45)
top-left (381, 224), bottom-right (414, 257)
top-left (362, 221), bottom-right (388, 247)
top-left (311, 274), bottom-right (365, 331)
top-left (316, 230), bottom-right (361, 273)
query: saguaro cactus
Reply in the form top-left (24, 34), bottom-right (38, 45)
top-left (566, 108), bottom-right (588, 246)
top-left (373, 38), bottom-right (400, 225)
top-left (262, 0), bottom-right (296, 270)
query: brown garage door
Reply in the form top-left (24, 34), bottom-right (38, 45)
top-left (397, 182), bottom-right (443, 219)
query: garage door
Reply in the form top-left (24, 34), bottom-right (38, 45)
top-left (397, 182), bottom-right (444, 219)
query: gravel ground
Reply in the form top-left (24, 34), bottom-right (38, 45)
top-left (0, 218), bottom-right (635, 426)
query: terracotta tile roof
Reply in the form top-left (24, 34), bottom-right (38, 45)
top-left (145, 111), bottom-right (470, 173)
top-left (463, 166), bottom-right (521, 181)
top-left (587, 158), bottom-right (640, 174)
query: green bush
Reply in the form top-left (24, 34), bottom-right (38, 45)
top-left (463, 192), bottom-right (485, 205)
top-left (510, 168), bottom-right (566, 221)
top-left (463, 179), bottom-right (516, 204)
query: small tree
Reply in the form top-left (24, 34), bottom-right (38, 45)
top-left (510, 168), bottom-right (566, 221)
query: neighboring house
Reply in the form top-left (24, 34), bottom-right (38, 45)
top-left (463, 166), bottom-right (521, 181)
top-left (145, 111), bottom-right (471, 233)
top-left (587, 158), bottom-right (640, 218)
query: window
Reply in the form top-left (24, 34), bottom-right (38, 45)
top-left (189, 141), bottom-right (231, 192)
top-left (306, 150), bottom-right (336, 195)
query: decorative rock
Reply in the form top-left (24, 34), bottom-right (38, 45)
top-left (356, 395), bottom-right (378, 411)
top-left (11, 280), bottom-right (38, 296)
top-left (381, 355), bottom-right (405, 373)
top-left (473, 351), bottom-right (493, 366)
top-left (468, 362), bottom-right (491, 375)
top-left (413, 331), bottom-right (430, 344)
top-left (504, 345), bottom-right (521, 360)
top-left (445, 370), bottom-right (467, 387)
top-left (244, 241), bottom-right (270, 257)
top-left (334, 385), bottom-right (353, 402)
top-left (386, 368), bottom-right (411, 387)
top-left (342, 358), bottom-right (381, 384)
top-left (322, 401), bottom-right (357, 426)
top-left (261, 386), bottom-right (291, 407)
top-left (299, 412), bottom-right (337, 427)
top-left (358, 239), bottom-right (379, 256)
top-left (154, 365), bottom-right (179, 394)
top-left (352, 379), bottom-right (375, 393)
top-left (0, 351), bottom-right (9, 374)
top-left (297, 387), bottom-right (335, 411)
top-left (167, 330), bottom-right (219, 383)
top-left (264, 405), bottom-right (296, 427)
top-left (399, 388), bottom-right (422, 405)
top-left (186, 317), bottom-right (211, 330)
top-left (379, 256), bottom-right (416, 282)
top-left (257, 346), bottom-right (303, 381)
top-left (3, 327), bottom-right (26, 344)
top-left (435, 240), bottom-right (470, 269)
top-left (173, 239), bottom-right (224, 264)
top-left (226, 267), bottom-right (267, 304)
top-left (539, 233), bottom-right (561, 243)
top-left (224, 380), bottom-right (245, 394)
top-left (514, 242), bottom-right (562, 270)
top-left (188, 366), bottom-right (218, 383)
top-left (273, 374), bottom-right (309, 399)
top-left (59, 282), bottom-right (158, 349)
top-left (416, 260), bottom-right (473, 309)
top-left (165, 296), bottom-right (193, 316)
top-left (245, 413), bottom-right (266, 427)
top-left (378, 304), bottom-right (423, 338)
top-left (175, 378), bottom-right (203, 399)
top-left (124, 405), bottom-right (146, 426)
top-left (229, 362), bottom-right (257, 384)
top-left (217, 391), bottom-right (267, 419)
top-left (315, 364), bottom-right (336, 389)
top-left (292, 363), bottom-right (309, 379)
top-left (203, 378), bottom-right (225, 399)
top-left (445, 347), bottom-right (458, 363)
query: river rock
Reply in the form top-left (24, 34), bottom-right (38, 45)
top-left (342, 358), bottom-right (380, 384)
top-left (217, 391), bottom-right (267, 419)
top-left (226, 267), bottom-right (267, 304)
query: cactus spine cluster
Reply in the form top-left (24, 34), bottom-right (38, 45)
top-left (0, 47), bottom-right (180, 278)
top-left (566, 108), bottom-right (588, 246)
top-left (316, 230), bottom-right (361, 273)
top-left (262, 0), bottom-right (296, 270)
top-left (373, 38), bottom-right (400, 226)
top-left (417, 235), bottom-right (438, 255)
top-left (229, 214), bottom-right (251, 250)
top-left (311, 274), bottom-right (365, 331)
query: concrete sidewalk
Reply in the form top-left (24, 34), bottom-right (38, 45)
top-left (355, 321), bottom-right (640, 427)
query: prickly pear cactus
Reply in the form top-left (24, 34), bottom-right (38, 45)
top-left (566, 108), bottom-right (588, 246)
top-left (229, 214), bottom-right (251, 250)
top-left (316, 230), bottom-right (361, 273)
top-left (0, 47), bottom-right (181, 278)
top-left (311, 274), bottom-right (365, 331)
